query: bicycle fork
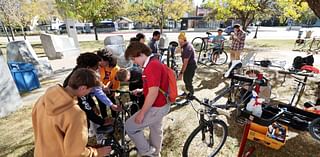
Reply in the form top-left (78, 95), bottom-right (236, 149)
top-left (200, 109), bottom-right (215, 148)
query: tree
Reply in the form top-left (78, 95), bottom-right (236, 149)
top-left (0, 0), bottom-right (58, 41)
top-left (0, 0), bottom-right (20, 41)
top-left (275, 0), bottom-right (310, 25)
top-left (204, 0), bottom-right (274, 31)
top-left (305, 0), bottom-right (320, 18)
top-left (124, 0), bottom-right (192, 33)
top-left (56, 0), bottom-right (125, 40)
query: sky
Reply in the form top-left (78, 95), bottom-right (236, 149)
top-left (194, 0), bottom-right (204, 6)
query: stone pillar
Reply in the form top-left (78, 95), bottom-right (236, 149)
top-left (0, 48), bottom-right (22, 118)
top-left (65, 19), bottom-right (80, 48)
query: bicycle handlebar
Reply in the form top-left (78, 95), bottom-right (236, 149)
top-left (278, 70), bottom-right (314, 77)
top-left (230, 74), bottom-right (267, 86)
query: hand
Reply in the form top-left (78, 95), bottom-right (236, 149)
top-left (178, 73), bottom-right (183, 80)
top-left (104, 117), bottom-right (113, 125)
top-left (175, 47), bottom-right (182, 53)
top-left (97, 146), bottom-right (112, 157)
top-left (111, 104), bottom-right (122, 112)
top-left (132, 89), bottom-right (143, 96)
top-left (135, 111), bottom-right (145, 124)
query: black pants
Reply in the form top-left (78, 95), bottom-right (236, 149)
top-left (183, 63), bottom-right (197, 95)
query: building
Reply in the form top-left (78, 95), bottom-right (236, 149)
top-left (115, 17), bottom-right (134, 30)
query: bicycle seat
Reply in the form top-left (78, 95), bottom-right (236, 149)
top-left (169, 41), bottom-right (179, 47)
top-left (96, 125), bottom-right (114, 135)
top-left (206, 32), bottom-right (212, 36)
top-left (224, 60), bottom-right (242, 78)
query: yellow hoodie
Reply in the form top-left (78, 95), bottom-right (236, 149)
top-left (32, 85), bottom-right (98, 157)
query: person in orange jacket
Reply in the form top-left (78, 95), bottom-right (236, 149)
top-left (97, 48), bottom-right (121, 118)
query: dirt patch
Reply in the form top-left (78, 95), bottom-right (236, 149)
top-left (0, 46), bottom-right (319, 157)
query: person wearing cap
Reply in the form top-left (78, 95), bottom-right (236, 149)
top-left (230, 24), bottom-right (246, 61)
top-left (177, 32), bottom-right (197, 96)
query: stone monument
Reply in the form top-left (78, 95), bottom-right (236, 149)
top-left (6, 40), bottom-right (53, 79)
top-left (0, 48), bottom-right (22, 118)
top-left (104, 35), bottom-right (131, 67)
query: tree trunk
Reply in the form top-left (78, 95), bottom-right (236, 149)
top-left (20, 24), bottom-right (26, 40)
top-left (92, 19), bottom-right (99, 40)
top-left (1, 21), bottom-right (10, 42)
top-left (9, 26), bottom-right (15, 41)
top-left (305, 0), bottom-right (320, 18)
top-left (160, 4), bottom-right (164, 33)
top-left (93, 19), bottom-right (98, 41)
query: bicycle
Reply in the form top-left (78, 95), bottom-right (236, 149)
top-left (159, 41), bottom-right (180, 76)
top-left (191, 32), bottom-right (228, 65)
top-left (97, 90), bottom-right (140, 157)
top-left (182, 94), bottom-right (228, 157)
top-left (182, 62), bottom-right (268, 157)
top-left (293, 36), bottom-right (320, 53)
top-left (278, 70), bottom-right (314, 107)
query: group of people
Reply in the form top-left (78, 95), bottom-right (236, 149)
top-left (31, 25), bottom-right (247, 157)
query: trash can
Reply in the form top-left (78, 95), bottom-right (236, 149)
top-left (7, 62), bottom-right (40, 93)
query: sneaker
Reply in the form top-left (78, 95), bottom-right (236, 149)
top-left (178, 92), bottom-right (187, 97)
top-left (140, 146), bottom-right (156, 157)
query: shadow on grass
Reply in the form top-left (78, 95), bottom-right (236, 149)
top-left (1, 137), bottom-right (34, 157)
top-left (162, 121), bottom-right (185, 157)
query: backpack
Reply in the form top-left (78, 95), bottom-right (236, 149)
top-left (159, 64), bottom-right (178, 103)
top-left (303, 55), bottom-right (314, 66)
top-left (292, 55), bottom-right (314, 70)
top-left (292, 56), bottom-right (304, 69)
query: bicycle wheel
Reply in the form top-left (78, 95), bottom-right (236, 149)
top-left (182, 120), bottom-right (228, 157)
top-left (192, 37), bottom-right (205, 52)
top-left (309, 117), bottom-right (320, 141)
top-left (293, 41), bottom-right (306, 51)
top-left (210, 49), bottom-right (228, 65)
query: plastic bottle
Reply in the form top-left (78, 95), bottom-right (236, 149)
top-left (252, 98), bottom-right (263, 117)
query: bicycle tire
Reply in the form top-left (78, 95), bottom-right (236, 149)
top-left (210, 49), bottom-right (228, 65)
top-left (192, 37), bottom-right (205, 52)
top-left (182, 120), bottom-right (228, 157)
top-left (309, 117), bottom-right (320, 141)
top-left (294, 42), bottom-right (306, 51)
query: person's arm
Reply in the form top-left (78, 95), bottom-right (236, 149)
top-left (180, 58), bottom-right (189, 74)
top-left (63, 110), bottom-right (110, 157)
top-left (91, 87), bottom-right (113, 107)
top-left (135, 86), bottom-right (158, 124)
top-left (78, 96), bottom-right (105, 125)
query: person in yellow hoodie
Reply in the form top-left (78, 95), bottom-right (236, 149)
top-left (32, 68), bottom-right (111, 157)
top-left (97, 48), bottom-right (120, 118)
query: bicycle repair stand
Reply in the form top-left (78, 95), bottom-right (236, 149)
top-left (237, 73), bottom-right (263, 157)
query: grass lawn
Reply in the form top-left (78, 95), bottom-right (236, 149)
top-left (246, 39), bottom-right (295, 50)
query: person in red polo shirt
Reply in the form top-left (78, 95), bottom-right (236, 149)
top-left (124, 41), bottom-right (170, 157)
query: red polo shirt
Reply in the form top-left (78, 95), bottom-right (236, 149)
top-left (142, 58), bottom-right (169, 107)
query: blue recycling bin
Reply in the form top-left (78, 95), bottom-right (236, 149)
top-left (7, 62), bottom-right (40, 93)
